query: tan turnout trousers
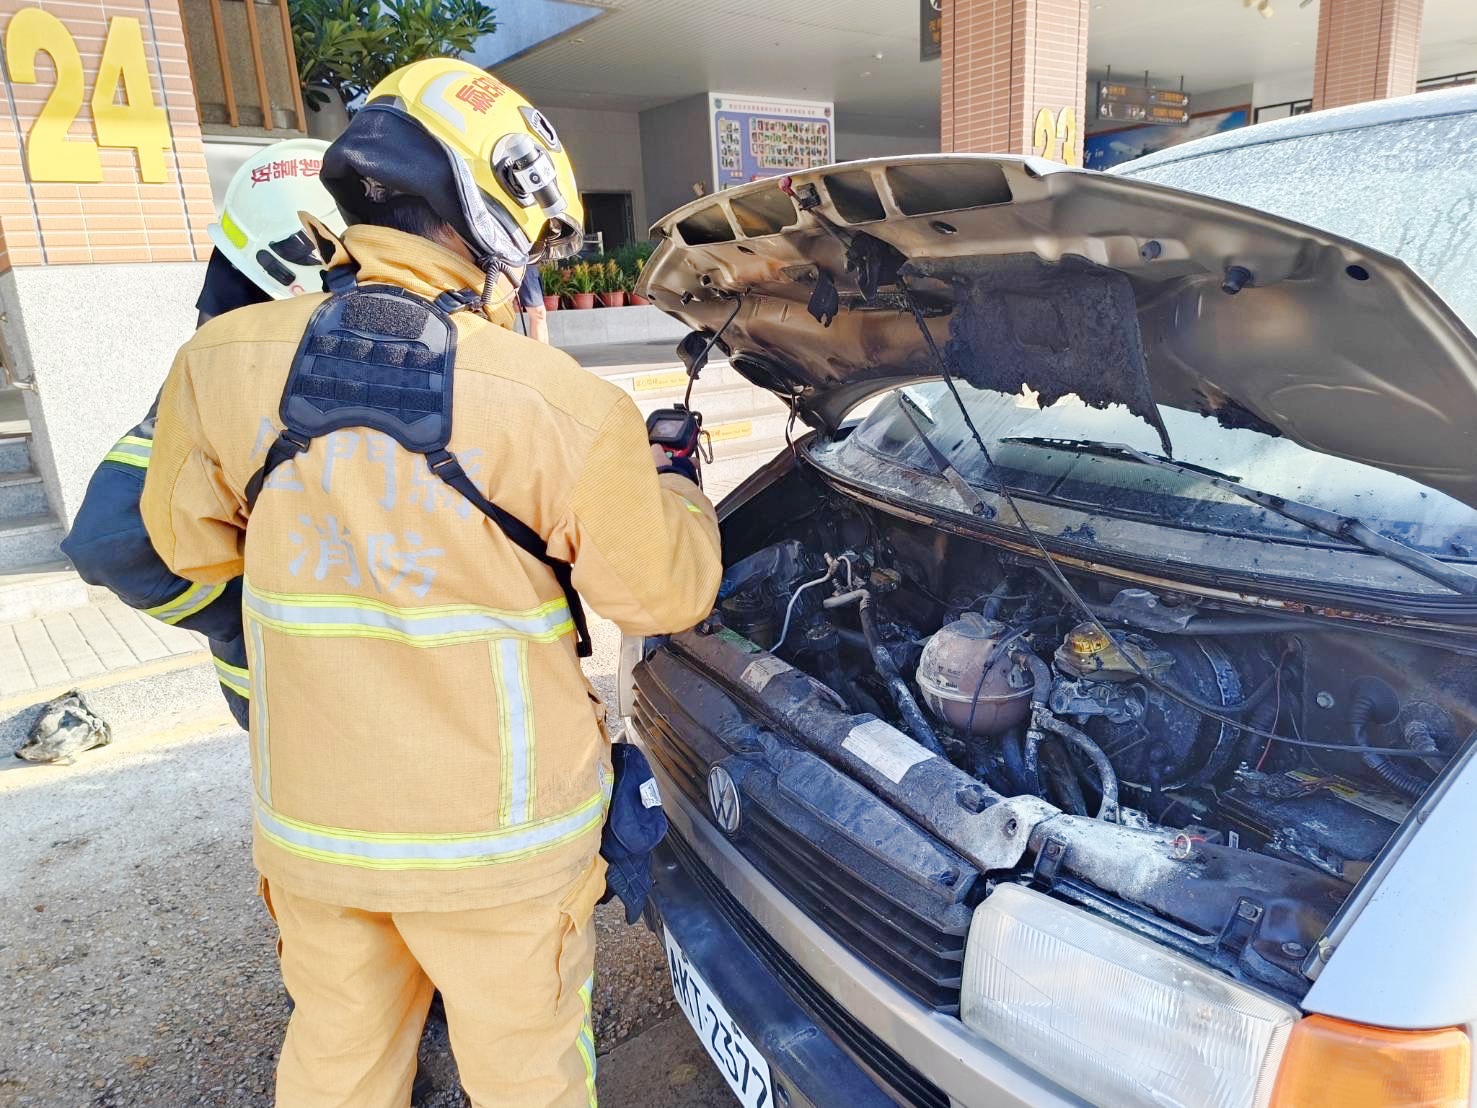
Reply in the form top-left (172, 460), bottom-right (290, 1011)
top-left (264, 858), bottom-right (604, 1108)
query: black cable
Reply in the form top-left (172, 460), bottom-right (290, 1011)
top-left (897, 277), bottom-right (1434, 761)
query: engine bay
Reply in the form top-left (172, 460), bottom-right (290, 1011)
top-left (697, 469), bottom-right (1477, 992)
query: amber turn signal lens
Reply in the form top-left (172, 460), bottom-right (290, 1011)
top-left (1270, 1015), bottom-right (1470, 1108)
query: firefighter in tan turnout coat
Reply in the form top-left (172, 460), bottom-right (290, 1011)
top-left (141, 57), bottom-right (721, 1108)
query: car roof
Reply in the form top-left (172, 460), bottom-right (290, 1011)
top-left (1114, 84), bottom-right (1477, 176)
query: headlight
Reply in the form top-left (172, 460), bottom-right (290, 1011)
top-left (960, 884), bottom-right (1298, 1108)
top-left (617, 634), bottom-right (645, 719)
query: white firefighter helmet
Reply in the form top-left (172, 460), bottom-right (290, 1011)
top-left (207, 138), bottom-right (346, 298)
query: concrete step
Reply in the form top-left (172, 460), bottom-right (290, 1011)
top-left (0, 563), bottom-right (92, 622)
top-left (0, 513), bottom-right (65, 573)
top-left (0, 435), bottom-right (31, 476)
top-left (0, 471), bottom-right (47, 519)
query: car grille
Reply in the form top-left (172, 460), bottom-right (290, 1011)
top-left (632, 686), bottom-right (974, 1015)
top-left (665, 830), bottom-right (952, 1108)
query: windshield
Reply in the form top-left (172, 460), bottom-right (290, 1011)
top-left (1118, 106), bottom-right (1477, 330)
top-left (826, 383), bottom-right (1477, 578)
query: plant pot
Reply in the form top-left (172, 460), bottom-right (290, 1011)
top-left (628, 293), bottom-right (650, 307)
top-left (596, 291), bottom-right (627, 308)
top-left (304, 85), bottom-right (350, 141)
top-left (570, 292), bottom-right (596, 310)
top-left (542, 294), bottom-right (561, 311)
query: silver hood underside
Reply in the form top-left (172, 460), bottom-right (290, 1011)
top-left (640, 155), bottom-right (1477, 509)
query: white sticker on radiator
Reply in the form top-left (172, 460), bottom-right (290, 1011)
top-left (740, 655), bottom-right (792, 694)
top-left (841, 718), bottom-right (934, 784)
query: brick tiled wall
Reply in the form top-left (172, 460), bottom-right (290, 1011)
top-left (0, 0), bottom-right (214, 271)
top-left (1314, 0), bottom-right (1425, 111)
top-left (941, 0), bottom-right (1089, 165)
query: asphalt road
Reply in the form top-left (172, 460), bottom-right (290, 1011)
top-left (0, 615), bottom-right (735, 1107)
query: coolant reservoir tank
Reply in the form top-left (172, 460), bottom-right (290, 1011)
top-left (916, 613), bottom-right (1033, 736)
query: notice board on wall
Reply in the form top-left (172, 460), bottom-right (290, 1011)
top-left (709, 93), bottom-right (834, 191)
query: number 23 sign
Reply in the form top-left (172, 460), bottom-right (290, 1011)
top-left (5, 7), bottom-right (173, 183)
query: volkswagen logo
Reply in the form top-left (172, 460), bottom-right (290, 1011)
top-left (707, 765), bottom-right (742, 834)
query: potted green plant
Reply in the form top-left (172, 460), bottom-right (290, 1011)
top-left (597, 260), bottom-right (626, 308)
top-left (565, 263), bottom-right (596, 310)
top-left (538, 263), bottom-right (564, 311)
top-left (626, 257), bottom-right (650, 306)
top-left (291, 0), bottom-right (498, 135)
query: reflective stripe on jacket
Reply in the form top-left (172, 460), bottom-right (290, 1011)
top-left (141, 225), bottom-right (722, 911)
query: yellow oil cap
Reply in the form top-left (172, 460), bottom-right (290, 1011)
top-left (1066, 623), bottom-right (1113, 657)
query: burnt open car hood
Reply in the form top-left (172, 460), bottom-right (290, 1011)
top-left (639, 155), bottom-right (1477, 508)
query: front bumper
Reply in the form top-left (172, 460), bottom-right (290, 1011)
top-left (641, 736), bottom-right (1084, 1108)
top-left (648, 833), bottom-right (906, 1108)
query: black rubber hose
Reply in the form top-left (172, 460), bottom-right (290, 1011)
top-left (1039, 715), bottom-right (1121, 822)
top-left (998, 726), bottom-right (1028, 794)
top-left (1015, 647), bottom-right (1054, 792)
top-left (858, 592), bottom-right (945, 756)
top-left (1352, 691), bottom-right (1429, 799)
top-left (1159, 666), bottom-right (1278, 716)
top-left (1188, 690), bottom-right (1280, 787)
top-left (981, 579), bottom-right (1015, 621)
top-left (1041, 739), bottom-right (1088, 816)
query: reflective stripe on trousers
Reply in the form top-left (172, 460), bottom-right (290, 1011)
top-left (254, 770), bottom-right (613, 872)
top-left (145, 580), bottom-right (225, 625)
top-left (577, 973), bottom-right (597, 1106)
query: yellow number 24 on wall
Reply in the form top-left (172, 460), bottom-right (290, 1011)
top-left (5, 7), bottom-right (173, 184)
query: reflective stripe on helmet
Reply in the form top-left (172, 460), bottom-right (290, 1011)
top-left (218, 210), bottom-right (248, 249)
top-left (254, 766), bottom-right (613, 871)
top-left (145, 581), bottom-right (226, 625)
top-left (243, 581), bottom-right (573, 647)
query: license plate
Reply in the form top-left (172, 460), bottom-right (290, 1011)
top-left (663, 926), bottom-right (775, 1108)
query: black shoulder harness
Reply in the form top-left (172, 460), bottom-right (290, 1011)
top-left (246, 264), bottom-right (591, 657)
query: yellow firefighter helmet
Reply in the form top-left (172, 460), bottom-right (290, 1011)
top-left (321, 58), bottom-right (583, 274)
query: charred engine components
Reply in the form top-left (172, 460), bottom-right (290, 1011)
top-left (916, 614), bottom-right (1033, 735)
top-left (1053, 622), bottom-right (1172, 682)
top-left (1049, 622), bottom-right (1245, 790)
top-left (715, 539), bottom-right (812, 649)
top-left (1219, 767), bottom-right (1400, 880)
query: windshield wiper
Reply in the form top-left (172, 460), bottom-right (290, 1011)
top-left (1003, 436), bottom-right (1477, 597)
top-left (897, 390), bottom-right (991, 517)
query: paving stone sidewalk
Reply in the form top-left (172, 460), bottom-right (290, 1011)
top-left (0, 598), bottom-right (205, 703)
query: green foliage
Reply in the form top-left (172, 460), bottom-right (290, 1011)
top-left (564, 262), bottom-right (597, 294)
top-left (538, 262), bottom-right (565, 297)
top-left (613, 240), bottom-right (655, 274)
top-left (290, 0), bottom-right (498, 104)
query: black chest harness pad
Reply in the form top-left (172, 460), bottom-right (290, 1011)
top-left (245, 269), bottom-right (592, 657)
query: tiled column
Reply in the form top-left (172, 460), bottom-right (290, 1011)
top-left (1313, 0), bottom-right (1425, 111)
top-left (0, 0), bottom-right (215, 271)
top-left (941, 0), bottom-right (1090, 166)
top-left (0, 0), bottom-right (217, 526)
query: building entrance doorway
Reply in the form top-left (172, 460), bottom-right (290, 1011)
top-left (581, 192), bottom-right (635, 253)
